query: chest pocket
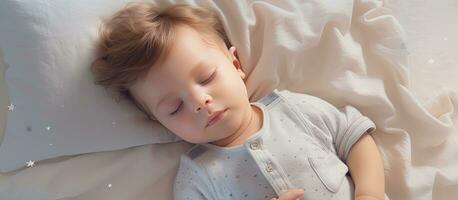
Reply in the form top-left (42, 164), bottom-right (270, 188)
top-left (307, 153), bottom-right (349, 193)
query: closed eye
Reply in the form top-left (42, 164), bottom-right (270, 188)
top-left (169, 71), bottom-right (217, 116)
top-left (170, 102), bottom-right (182, 115)
top-left (200, 71), bottom-right (216, 85)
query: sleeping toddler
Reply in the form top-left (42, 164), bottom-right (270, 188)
top-left (91, 3), bottom-right (386, 200)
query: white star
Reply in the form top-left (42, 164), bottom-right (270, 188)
top-left (444, 37), bottom-right (449, 41)
top-left (46, 126), bottom-right (52, 131)
top-left (26, 160), bottom-right (35, 167)
top-left (111, 121), bottom-right (117, 125)
top-left (108, 184), bottom-right (113, 188)
top-left (428, 58), bottom-right (435, 64)
top-left (8, 104), bottom-right (15, 111)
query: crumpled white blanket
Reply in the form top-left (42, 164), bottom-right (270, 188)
top-left (233, 1), bottom-right (458, 199)
top-left (0, 0), bottom-right (457, 199)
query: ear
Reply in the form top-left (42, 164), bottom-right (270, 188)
top-left (229, 46), bottom-right (246, 80)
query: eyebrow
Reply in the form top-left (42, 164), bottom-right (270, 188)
top-left (154, 60), bottom-right (209, 113)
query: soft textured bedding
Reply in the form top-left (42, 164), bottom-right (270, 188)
top-left (1, 0), bottom-right (457, 200)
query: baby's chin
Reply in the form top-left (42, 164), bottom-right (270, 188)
top-left (182, 135), bottom-right (223, 145)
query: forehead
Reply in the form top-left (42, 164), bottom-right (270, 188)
top-left (143, 25), bottom-right (217, 86)
top-left (130, 25), bottom-right (225, 112)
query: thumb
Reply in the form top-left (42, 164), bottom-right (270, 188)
top-left (280, 189), bottom-right (304, 200)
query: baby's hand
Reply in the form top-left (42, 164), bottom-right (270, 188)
top-left (270, 189), bottom-right (304, 200)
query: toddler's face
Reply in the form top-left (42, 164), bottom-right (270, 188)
top-left (130, 25), bottom-right (251, 144)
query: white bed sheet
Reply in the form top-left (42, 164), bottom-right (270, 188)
top-left (1, 0), bottom-right (457, 200)
top-left (384, 1), bottom-right (458, 199)
top-left (386, 0), bottom-right (458, 101)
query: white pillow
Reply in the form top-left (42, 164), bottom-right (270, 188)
top-left (0, 0), bottom-right (182, 172)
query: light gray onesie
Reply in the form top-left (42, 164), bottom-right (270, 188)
top-left (173, 89), bottom-right (378, 200)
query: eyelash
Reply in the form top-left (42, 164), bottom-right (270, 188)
top-left (169, 71), bottom-right (217, 116)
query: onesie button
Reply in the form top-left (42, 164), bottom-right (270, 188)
top-left (266, 163), bottom-right (273, 172)
top-left (250, 142), bottom-right (260, 150)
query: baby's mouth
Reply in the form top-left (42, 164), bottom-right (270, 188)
top-left (206, 108), bottom-right (228, 127)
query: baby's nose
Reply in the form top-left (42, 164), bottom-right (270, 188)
top-left (194, 98), bottom-right (211, 113)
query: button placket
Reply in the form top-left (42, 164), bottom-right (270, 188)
top-left (245, 137), bottom-right (294, 197)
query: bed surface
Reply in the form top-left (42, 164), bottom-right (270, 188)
top-left (1, 0), bottom-right (457, 199)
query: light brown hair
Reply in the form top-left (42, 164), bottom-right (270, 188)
top-left (91, 2), bottom-right (231, 119)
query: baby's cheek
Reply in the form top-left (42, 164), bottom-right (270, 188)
top-left (173, 124), bottom-right (202, 143)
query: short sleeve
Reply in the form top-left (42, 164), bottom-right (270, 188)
top-left (173, 155), bottom-right (217, 200)
top-left (326, 105), bottom-right (376, 161)
top-left (281, 91), bottom-right (376, 162)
